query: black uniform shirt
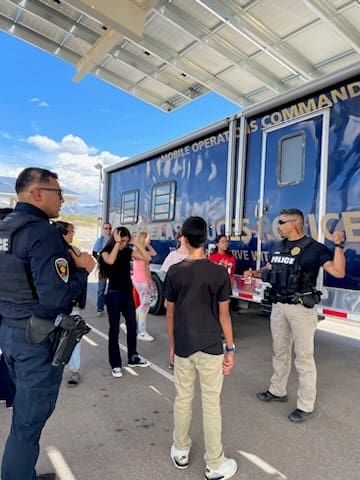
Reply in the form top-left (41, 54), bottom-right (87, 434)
top-left (281, 238), bottom-right (333, 285)
top-left (0, 202), bottom-right (88, 320)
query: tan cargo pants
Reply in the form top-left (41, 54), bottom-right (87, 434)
top-left (269, 303), bottom-right (318, 412)
top-left (173, 351), bottom-right (225, 469)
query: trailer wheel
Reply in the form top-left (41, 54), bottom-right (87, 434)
top-left (149, 274), bottom-right (165, 315)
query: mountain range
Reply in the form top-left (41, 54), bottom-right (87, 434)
top-left (61, 203), bottom-right (99, 216)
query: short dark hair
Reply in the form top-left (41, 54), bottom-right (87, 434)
top-left (15, 167), bottom-right (58, 194)
top-left (182, 216), bottom-right (207, 248)
top-left (280, 208), bottom-right (304, 222)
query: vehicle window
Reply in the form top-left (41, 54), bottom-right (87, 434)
top-left (120, 189), bottom-right (139, 224)
top-left (278, 132), bottom-right (305, 186)
top-left (151, 181), bottom-right (176, 221)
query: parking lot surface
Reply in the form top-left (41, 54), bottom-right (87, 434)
top-left (1, 281), bottom-right (360, 479)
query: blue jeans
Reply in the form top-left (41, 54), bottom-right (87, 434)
top-left (69, 341), bottom-right (81, 371)
top-left (97, 278), bottom-right (107, 312)
top-left (106, 289), bottom-right (138, 368)
top-left (0, 324), bottom-right (64, 480)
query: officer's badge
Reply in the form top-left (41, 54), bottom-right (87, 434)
top-left (55, 258), bottom-right (69, 283)
top-left (291, 246), bottom-right (301, 256)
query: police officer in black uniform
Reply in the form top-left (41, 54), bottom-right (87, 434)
top-left (0, 167), bottom-right (95, 480)
top-left (0, 208), bottom-right (16, 409)
top-left (246, 208), bottom-right (345, 423)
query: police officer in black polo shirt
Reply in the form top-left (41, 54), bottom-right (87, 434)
top-left (0, 167), bottom-right (95, 480)
top-left (246, 208), bottom-right (345, 423)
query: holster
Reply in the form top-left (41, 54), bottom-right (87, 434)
top-left (295, 290), bottom-right (322, 308)
top-left (261, 286), bottom-right (273, 316)
top-left (51, 313), bottom-right (91, 367)
top-left (25, 316), bottom-right (56, 344)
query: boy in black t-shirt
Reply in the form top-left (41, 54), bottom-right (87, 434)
top-left (164, 216), bottom-right (237, 480)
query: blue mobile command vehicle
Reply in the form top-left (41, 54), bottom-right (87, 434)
top-left (102, 66), bottom-right (360, 323)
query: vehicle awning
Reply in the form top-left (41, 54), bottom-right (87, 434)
top-left (0, 0), bottom-right (359, 111)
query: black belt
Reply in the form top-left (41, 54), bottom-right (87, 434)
top-left (273, 294), bottom-right (298, 305)
top-left (0, 317), bottom-right (29, 329)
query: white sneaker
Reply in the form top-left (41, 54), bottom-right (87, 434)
top-left (120, 323), bottom-right (127, 333)
top-left (137, 331), bottom-right (154, 342)
top-left (96, 310), bottom-right (104, 317)
top-left (111, 367), bottom-right (123, 378)
top-left (170, 444), bottom-right (190, 469)
top-left (205, 458), bottom-right (238, 480)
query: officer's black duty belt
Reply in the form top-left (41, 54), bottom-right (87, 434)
top-left (273, 295), bottom-right (298, 304)
top-left (0, 317), bottom-right (29, 328)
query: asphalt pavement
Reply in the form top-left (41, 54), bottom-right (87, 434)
top-left (1, 281), bottom-right (360, 480)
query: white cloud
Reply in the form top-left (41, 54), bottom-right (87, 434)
top-left (0, 131), bottom-right (12, 140)
top-left (22, 133), bottom-right (128, 204)
top-left (28, 135), bottom-right (59, 152)
top-left (29, 97), bottom-right (50, 108)
top-left (60, 134), bottom-right (97, 155)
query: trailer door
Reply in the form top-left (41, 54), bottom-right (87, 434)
top-left (256, 110), bottom-right (330, 269)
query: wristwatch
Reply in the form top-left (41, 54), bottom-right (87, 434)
top-left (225, 344), bottom-right (236, 352)
top-left (334, 242), bottom-right (345, 249)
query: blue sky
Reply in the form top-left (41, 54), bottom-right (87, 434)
top-left (0, 31), bottom-right (241, 205)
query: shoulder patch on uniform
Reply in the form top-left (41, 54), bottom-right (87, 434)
top-left (55, 257), bottom-right (69, 283)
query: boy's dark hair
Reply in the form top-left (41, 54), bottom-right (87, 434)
top-left (15, 167), bottom-right (58, 193)
top-left (182, 216), bottom-right (207, 248)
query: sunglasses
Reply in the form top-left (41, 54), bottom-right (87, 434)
top-left (104, 227), bottom-right (112, 230)
top-left (277, 219), bottom-right (296, 225)
top-left (39, 187), bottom-right (64, 199)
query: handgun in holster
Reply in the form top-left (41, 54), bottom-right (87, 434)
top-left (52, 313), bottom-right (91, 367)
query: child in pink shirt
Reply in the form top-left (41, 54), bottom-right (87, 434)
top-left (132, 232), bottom-right (157, 341)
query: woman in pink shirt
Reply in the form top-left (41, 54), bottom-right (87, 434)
top-left (132, 232), bottom-right (157, 341)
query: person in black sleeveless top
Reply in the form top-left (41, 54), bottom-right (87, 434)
top-left (98, 226), bottom-right (151, 378)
